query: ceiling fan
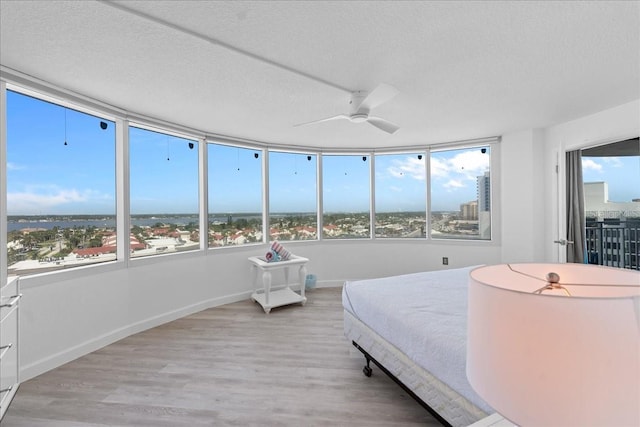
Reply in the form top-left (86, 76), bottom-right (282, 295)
top-left (295, 83), bottom-right (400, 134)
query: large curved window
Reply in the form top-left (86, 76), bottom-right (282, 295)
top-left (269, 151), bottom-right (317, 241)
top-left (129, 126), bottom-right (199, 257)
top-left (322, 154), bottom-right (371, 239)
top-left (4, 83), bottom-right (500, 280)
top-left (430, 146), bottom-right (491, 240)
top-left (6, 90), bottom-right (116, 275)
top-left (208, 143), bottom-right (263, 247)
top-left (375, 152), bottom-right (426, 238)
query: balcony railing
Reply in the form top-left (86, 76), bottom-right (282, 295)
top-left (585, 220), bottom-right (639, 270)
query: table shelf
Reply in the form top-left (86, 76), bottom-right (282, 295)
top-left (251, 288), bottom-right (306, 313)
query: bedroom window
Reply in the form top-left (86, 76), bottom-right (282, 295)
top-left (208, 142), bottom-right (263, 247)
top-left (268, 151), bottom-right (318, 241)
top-left (375, 152), bottom-right (427, 238)
top-left (322, 154), bottom-right (371, 239)
top-left (6, 90), bottom-right (116, 276)
top-left (129, 126), bottom-right (199, 257)
top-left (430, 146), bottom-right (491, 240)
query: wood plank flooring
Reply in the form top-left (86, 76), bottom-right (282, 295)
top-left (2, 287), bottom-right (441, 426)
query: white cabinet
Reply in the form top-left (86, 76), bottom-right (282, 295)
top-left (0, 276), bottom-right (20, 421)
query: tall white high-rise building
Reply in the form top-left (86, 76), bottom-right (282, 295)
top-left (477, 172), bottom-right (490, 212)
top-left (477, 172), bottom-right (491, 239)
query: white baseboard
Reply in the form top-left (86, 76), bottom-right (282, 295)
top-left (308, 279), bottom-right (344, 289)
top-left (21, 281), bottom-right (345, 381)
top-left (20, 290), bottom-right (253, 381)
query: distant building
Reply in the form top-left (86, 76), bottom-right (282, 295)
top-left (74, 233), bottom-right (145, 258)
top-left (584, 182), bottom-right (640, 269)
top-left (585, 182), bottom-right (640, 219)
top-left (460, 201), bottom-right (478, 220)
top-left (477, 172), bottom-right (490, 212)
top-left (477, 171), bottom-right (491, 239)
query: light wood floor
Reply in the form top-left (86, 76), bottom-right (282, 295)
top-left (2, 287), bottom-right (441, 426)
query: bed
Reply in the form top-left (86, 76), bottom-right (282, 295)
top-left (342, 265), bottom-right (493, 427)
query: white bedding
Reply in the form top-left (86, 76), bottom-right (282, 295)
top-left (342, 266), bottom-right (493, 414)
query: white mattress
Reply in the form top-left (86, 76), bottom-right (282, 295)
top-left (342, 266), bottom-right (493, 414)
top-left (344, 310), bottom-right (488, 427)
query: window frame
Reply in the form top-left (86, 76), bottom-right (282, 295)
top-left (321, 152), bottom-right (373, 240)
top-left (206, 140), bottom-right (265, 248)
top-left (373, 150), bottom-right (428, 239)
top-left (128, 124), bottom-right (200, 259)
top-left (2, 77), bottom-right (501, 284)
top-left (5, 87), bottom-right (119, 274)
top-left (267, 149), bottom-right (319, 242)
top-left (428, 143), bottom-right (495, 242)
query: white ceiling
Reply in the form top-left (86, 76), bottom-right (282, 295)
top-left (1, 0), bottom-right (638, 150)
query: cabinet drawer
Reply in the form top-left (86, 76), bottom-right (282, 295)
top-left (0, 277), bottom-right (20, 323)
top-left (0, 308), bottom-right (19, 421)
top-left (1, 304), bottom-right (19, 390)
top-left (1, 276), bottom-right (20, 420)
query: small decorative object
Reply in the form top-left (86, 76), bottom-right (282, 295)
top-left (270, 241), bottom-right (292, 260)
top-left (264, 249), bottom-right (280, 263)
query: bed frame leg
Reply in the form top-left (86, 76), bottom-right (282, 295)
top-left (351, 340), bottom-right (453, 427)
top-left (363, 358), bottom-right (373, 377)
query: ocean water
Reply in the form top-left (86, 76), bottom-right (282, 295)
top-left (7, 216), bottom-right (194, 232)
top-left (6, 214), bottom-right (263, 232)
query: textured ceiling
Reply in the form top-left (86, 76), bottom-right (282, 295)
top-left (1, 0), bottom-right (638, 150)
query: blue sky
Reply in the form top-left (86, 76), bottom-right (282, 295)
top-left (6, 90), bottom-right (637, 216)
top-left (7, 92), bottom-right (116, 215)
top-left (582, 156), bottom-right (639, 203)
top-left (129, 126), bottom-right (199, 214)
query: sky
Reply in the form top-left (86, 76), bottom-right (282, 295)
top-left (5, 89), bottom-right (638, 216)
top-left (582, 156), bottom-right (639, 203)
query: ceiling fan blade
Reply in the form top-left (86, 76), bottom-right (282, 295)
top-left (367, 117), bottom-right (400, 134)
top-left (358, 83), bottom-right (399, 111)
top-left (294, 114), bottom-right (349, 127)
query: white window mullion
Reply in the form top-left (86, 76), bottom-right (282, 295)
top-left (317, 154), bottom-right (323, 241)
top-left (369, 153), bottom-right (376, 240)
top-left (0, 80), bottom-right (8, 287)
top-left (199, 138), bottom-right (208, 250)
top-left (426, 147), bottom-right (432, 240)
top-left (116, 118), bottom-right (130, 264)
top-left (263, 149), bottom-right (269, 244)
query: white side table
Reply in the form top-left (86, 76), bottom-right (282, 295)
top-left (248, 255), bottom-right (309, 313)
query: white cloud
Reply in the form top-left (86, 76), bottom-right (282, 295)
top-left (582, 158), bottom-right (603, 173)
top-left (432, 150), bottom-right (489, 179)
top-left (602, 157), bottom-right (624, 168)
top-left (431, 150), bottom-right (490, 194)
top-left (387, 157), bottom-right (426, 180)
top-left (447, 150), bottom-right (490, 179)
top-left (430, 157), bottom-right (449, 178)
top-left (7, 186), bottom-right (113, 214)
top-left (6, 162), bottom-right (25, 171)
top-left (443, 179), bottom-right (465, 190)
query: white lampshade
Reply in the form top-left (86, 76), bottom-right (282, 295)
top-left (467, 263), bottom-right (640, 427)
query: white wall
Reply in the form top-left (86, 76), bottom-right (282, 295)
top-left (499, 129), bottom-right (546, 263)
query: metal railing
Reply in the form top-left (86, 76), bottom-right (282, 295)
top-left (585, 220), bottom-right (639, 270)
